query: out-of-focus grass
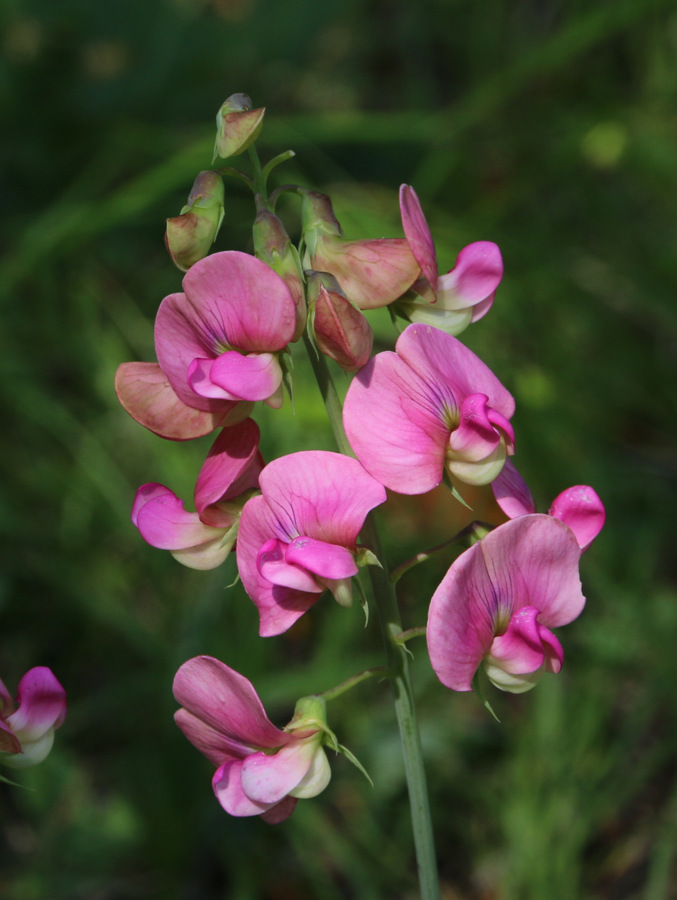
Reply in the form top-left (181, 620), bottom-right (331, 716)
top-left (1, 0), bottom-right (677, 897)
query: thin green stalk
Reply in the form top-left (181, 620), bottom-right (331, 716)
top-left (304, 345), bottom-right (441, 900)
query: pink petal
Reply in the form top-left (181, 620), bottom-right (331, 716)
top-left (115, 362), bottom-right (238, 439)
top-left (212, 759), bottom-right (275, 817)
top-left (491, 459), bottom-right (536, 519)
top-left (399, 185), bottom-right (438, 291)
top-left (173, 656), bottom-right (289, 749)
top-left (343, 351), bottom-right (450, 494)
top-left (181, 250), bottom-right (296, 352)
top-left (436, 241), bottom-right (503, 311)
top-left (548, 485), bottom-right (605, 551)
top-left (313, 237), bottom-right (420, 310)
top-left (487, 606), bottom-right (564, 675)
top-left (241, 740), bottom-right (317, 804)
top-left (194, 419), bottom-right (263, 522)
top-left (427, 515), bottom-right (584, 691)
top-left (257, 452), bottom-right (387, 548)
top-left (132, 484), bottom-right (224, 551)
top-left (285, 536), bottom-right (358, 580)
top-left (257, 539), bottom-right (325, 592)
top-left (447, 394), bottom-right (510, 460)
top-left (197, 351), bottom-right (283, 402)
top-left (5, 668), bottom-right (66, 742)
top-left (174, 708), bottom-right (252, 766)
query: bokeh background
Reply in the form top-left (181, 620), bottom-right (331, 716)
top-left (2, 0), bottom-right (677, 897)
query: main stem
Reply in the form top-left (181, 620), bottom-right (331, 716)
top-left (304, 337), bottom-right (441, 900)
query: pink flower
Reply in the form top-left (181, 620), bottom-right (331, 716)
top-left (174, 656), bottom-right (331, 824)
top-left (491, 459), bottom-right (605, 551)
top-left (398, 185), bottom-right (503, 335)
top-left (132, 419), bottom-right (263, 570)
top-left (237, 451), bottom-right (387, 636)
top-left (343, 323), bottom-right (515, 495)
top-left (116, 251), bottom-right (297, 440)
top-left (427, 515), bottom-right (586, 694)
top-left (0, 668), bottom-right (67, 768)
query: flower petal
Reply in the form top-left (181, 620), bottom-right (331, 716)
top-left (285, 536), bottom-right (358, 581)
top-left (206, 351), bottom-right (283, 402)
top-left (427, 515), bottom-right (584, 691)
top-left (173, 656), bottom-right (289, 749)
top-left (174, 708), bottom-right (251, 766)
top-left (115, 362), bottom-right (238, 439)
top-left (194, 419), bottom-right (263, 522)
top-left (240, 739), bottom-right (318, 805)
top-left (491, 459), bottom-right (536, 519)
top-left (548, 485), bottom-right (605, 551)
top-left (132, 484), bottom-right (224, 551)
top-left (212, 758), bottom-right (275, 817)
top-left (436, 241), bottom-right (503, 311)
top-left (5, 668), bottom-right (66, 742)
top-left (257, 539), bottom-right (325, 592)
top-left (399, 185), bottom-right (438, 291)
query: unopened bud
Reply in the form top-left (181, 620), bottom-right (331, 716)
top-left (253, 198), bottom-right (306, 339)
top-left (214, 93), bottom-right (265, 160)
top-left (300, 190), bottom-right (342, 257)
top-left (165, 171), bottom-right (225, 271)
top-left (307, 271), bottom-right (373, 372)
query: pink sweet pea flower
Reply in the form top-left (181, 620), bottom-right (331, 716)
top-left (132, 419), bottom-right (263, 570)
top-left (174, 656), bottom-right (331, 824)
top-left (491, 459), bottom-right (605, 551)
top-left (237, 451), bottom-right (387, 636)
top-left (155, 251), bottom-right (296, 412)
top-left (343, 323), bottom-right (515, 495)
top-left (398, 185), bottom-right (503, 335)
top-left (0, 668), bottom-right (67, 768)
top-left (427, 515), bottom-right (586, 694)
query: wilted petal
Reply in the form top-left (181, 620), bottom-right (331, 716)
top-left (115, 362), bottom-right (238, 439)
top-left (173, 656), bottom-right (289, 749)
top-left (548, 485), bottom-right (605, 551)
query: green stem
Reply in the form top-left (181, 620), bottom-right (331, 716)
top-left (304, 346), bottom-right (441, 900)
top-left (318, 666), bottom-right (391, 702)
top-left (390, 520), bottom-right (495, 584)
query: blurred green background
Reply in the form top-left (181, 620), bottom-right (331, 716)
top-left (2, 0), bottom-right (677, 897)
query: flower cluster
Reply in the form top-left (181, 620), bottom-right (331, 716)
top-left (118, 94), bottom-right (604, 825)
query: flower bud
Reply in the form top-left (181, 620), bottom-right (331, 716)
top-left (253, 198), bottom-right (306, 340)
top-left (214, 93), bottom-right (265, 160)
top-left (307, 271), bottom-right (373, 372)
top-left (165, 171), bottom-right (225, 272)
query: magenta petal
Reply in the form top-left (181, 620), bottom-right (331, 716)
top-left (237, 497), bottom-right (325, 637)
top-left (436, 241), bottom-right (503, 309)
top-left (427, 515), bottom-right (584, 691)
top-left (344, 351), bottom-right (450, 494)
top-left (181, 251), bottom-right (296, 352)
top-left (399, 185), bottom-right (438, 290)
top-left (132, 484), bottom-right (223, 550)
top-left (5, 668), bottom-right (66, 741)
top-left (257, 539), bottom-right (324, 592)
top-left (548, 485), bottom-right (606, 551)
top-left (241, 740), bottom-right (316, 805)
top-left (209, 351), bottom-right (283, 402)
top-left (212, 759), bottom-right (274, 817)
top-left (258, 452), bottom-right (387, 549)
top-left (194, 419), bottom-right (263, 520)
top-left (488, 606), bottom-right (563, 675)
top-left (285, 536), bottom-right (358, 580)
top-left (491, 459), bottom-right (536, 519)
top-left (448, 394), bottom-right (504, 459)
top-left (187, 358), bottom-right (236, 400)
top-left (173, 656), bottom-right (289, 749)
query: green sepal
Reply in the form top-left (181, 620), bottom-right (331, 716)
top-left (471, 670), bottom-right (501, 724)
top-left (355, 546), bottom-right (382, 569)
top-left (337, 743), bottom-right (373, 787)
